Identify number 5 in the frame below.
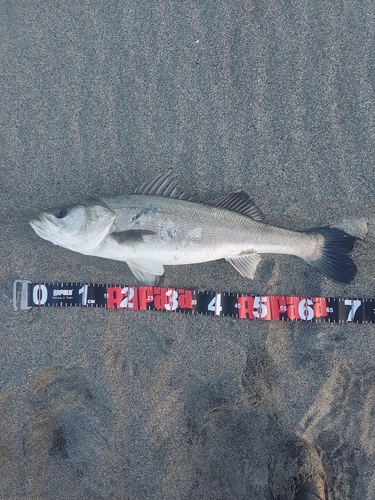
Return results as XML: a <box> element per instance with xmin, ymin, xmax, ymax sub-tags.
<box><xmin>253</xmin><ymin>296</ymin><xmax>267</xmax><ymax>319</ymax></box>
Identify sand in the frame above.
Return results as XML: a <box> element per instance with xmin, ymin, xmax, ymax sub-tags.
<box><xmin>1</xmin><ymin>2</ymin><xmax>375</xmax><ymax>499</ymax></box>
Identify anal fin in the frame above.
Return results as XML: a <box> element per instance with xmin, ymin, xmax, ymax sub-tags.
<box><xmin>226</xmin><ymin>253</ymin><xmax>261</xmax><ymax>279</ymax></box>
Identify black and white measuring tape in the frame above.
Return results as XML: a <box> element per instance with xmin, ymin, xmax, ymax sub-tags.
<box><xmin>12</xmin><ymin>280</ymin><xmax>375</xmax><ymax>323</ymax></box>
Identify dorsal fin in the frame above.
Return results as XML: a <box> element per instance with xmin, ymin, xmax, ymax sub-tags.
<box><xmin>210</xmin><ymin>191</ymin><xmax>264</xmax><ymax>221</ymax></box>
<box><xmin>134</xmin><ymin>169</ymin><xmax>189</xmax><ymax>200</ymax></box>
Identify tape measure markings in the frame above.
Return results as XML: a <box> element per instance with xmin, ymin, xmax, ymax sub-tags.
<box><xmin>12</xmin><ymin>280</ymin><xmax>375</xmax><ymax>324</ymax></box>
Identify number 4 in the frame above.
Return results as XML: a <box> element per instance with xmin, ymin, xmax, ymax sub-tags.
<box><xmin>207</xmin><ymin>294</ymin><xmax>222</xmax><ymax>315</ymax></box>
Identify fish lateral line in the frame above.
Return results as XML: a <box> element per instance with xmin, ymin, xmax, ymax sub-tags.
<box><xmin>29</xmin><ymin>170</ymin><xmax>360</xmax><ymax>285</ymax></box>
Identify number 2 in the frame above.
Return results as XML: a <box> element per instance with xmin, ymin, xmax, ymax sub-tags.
<box><xmin>120</xmin><ymin>287</ymin><xmax>135</xmax><ymax>309</ymax></box>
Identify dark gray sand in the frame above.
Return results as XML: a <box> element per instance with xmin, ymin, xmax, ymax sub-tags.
<box><xmin>1</xmin><ymin>2</ymin><xmax>375</xmax><ymax>499</ymax></box>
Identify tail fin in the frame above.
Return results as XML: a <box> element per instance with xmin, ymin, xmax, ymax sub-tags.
<box><xmin>305</xmin><ymin>227</ymin><xmax>357</xmax><ymax>284</ymax></box>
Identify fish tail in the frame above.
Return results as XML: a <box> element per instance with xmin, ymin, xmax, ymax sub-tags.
<box><xmin>304</xmin><ymin>227</ymin><xmax>357</xmax><ymax>284</ymax></box>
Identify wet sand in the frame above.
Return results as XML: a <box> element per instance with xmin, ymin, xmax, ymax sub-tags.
<box><xmin>1</xmin><ymin>2</ymin><xmax>375</xmax><ymax>498</ymax></box>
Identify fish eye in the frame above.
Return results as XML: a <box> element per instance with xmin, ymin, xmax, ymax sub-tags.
<box><xmin>55</xmin><ymin>208</ymin><xmax>68</xmax><ymax>219</ymax></box>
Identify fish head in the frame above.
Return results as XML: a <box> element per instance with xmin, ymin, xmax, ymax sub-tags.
<box><xmin>29</xmin><ymin>200</ymin><xmax>116</xmax><ymax>253</ymax></box>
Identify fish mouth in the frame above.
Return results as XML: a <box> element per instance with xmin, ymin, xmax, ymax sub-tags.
<box><xmin>29</xmin><ymin>214</ymin><xmax>60</xmax><ymax>241</ymax></box>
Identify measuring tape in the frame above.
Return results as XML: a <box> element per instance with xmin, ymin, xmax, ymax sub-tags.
<box><xmin>12</xmin><ymin>280</ymin><xmax>374</xmax><ymax>323</ymax></box>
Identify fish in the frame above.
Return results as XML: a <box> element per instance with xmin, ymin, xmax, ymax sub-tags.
<box><xmin>29</xmin><ymin>170</ymin><xmax>358</xmax><ymax>285</ymax></box>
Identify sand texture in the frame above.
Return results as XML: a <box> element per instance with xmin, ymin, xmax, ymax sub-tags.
<box><xmin>1</xmin><ymin>2</ymin><xmax>375</xmax><ymax>499</ymax></box>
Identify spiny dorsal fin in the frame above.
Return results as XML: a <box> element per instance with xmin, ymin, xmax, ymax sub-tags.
<box><xmin>210</xmin><ymin>191</ymin><xmax>264</xmax><ymax>221</ymax></box>
<box><xmin>134</xmin><ymin>169</ymin><xmax>189</xmax><ymax>200</ymax></box>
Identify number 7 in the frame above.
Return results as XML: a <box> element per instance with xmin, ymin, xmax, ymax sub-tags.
<box><xmin>344</xmin><ymin>299</ymin><xmax>361</xmax><ymax>322</ymax></box>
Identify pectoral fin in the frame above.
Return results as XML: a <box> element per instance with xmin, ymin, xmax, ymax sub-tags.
<box><xmin>126</xmin><ymin>259</ymin><xmax>165</xmax><ymax>285</ymax></box>
<box><xmin>226</xmin><ymin>253</ymin><xmax>261</xmax><ymax>279</ymax></box>
<box><xmin>111</xmin><ymin>229</ymin><xmax>156</xmax><ymax>244</ymax></box>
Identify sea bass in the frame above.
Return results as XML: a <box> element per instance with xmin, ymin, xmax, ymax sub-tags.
<box><xmin>29</xmin><ymin>170</ymin><xmax>357</xmax><ymax>285</ymax></box>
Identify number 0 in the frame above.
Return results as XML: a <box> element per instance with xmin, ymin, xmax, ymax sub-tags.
<box><xmin>33</xmin><ymin>284</ymin><xmax>48</xmax><ymax>305</ymax></box>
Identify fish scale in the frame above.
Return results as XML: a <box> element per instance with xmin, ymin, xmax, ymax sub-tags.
<box><xmin>29</xmin><ymin>170</ymin><xmax>358</xmax><ymax>285</ymax></box>
<box><xmin>99</xmin><ymin>194</ymin><xmax>315</xmax><ymax>262</ymax></box>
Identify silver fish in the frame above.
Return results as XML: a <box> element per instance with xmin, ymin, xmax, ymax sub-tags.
<box><xmin>30</xmin><ymin>170</ymin><xmax>357</xmax><ymax>285</ymax></box>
